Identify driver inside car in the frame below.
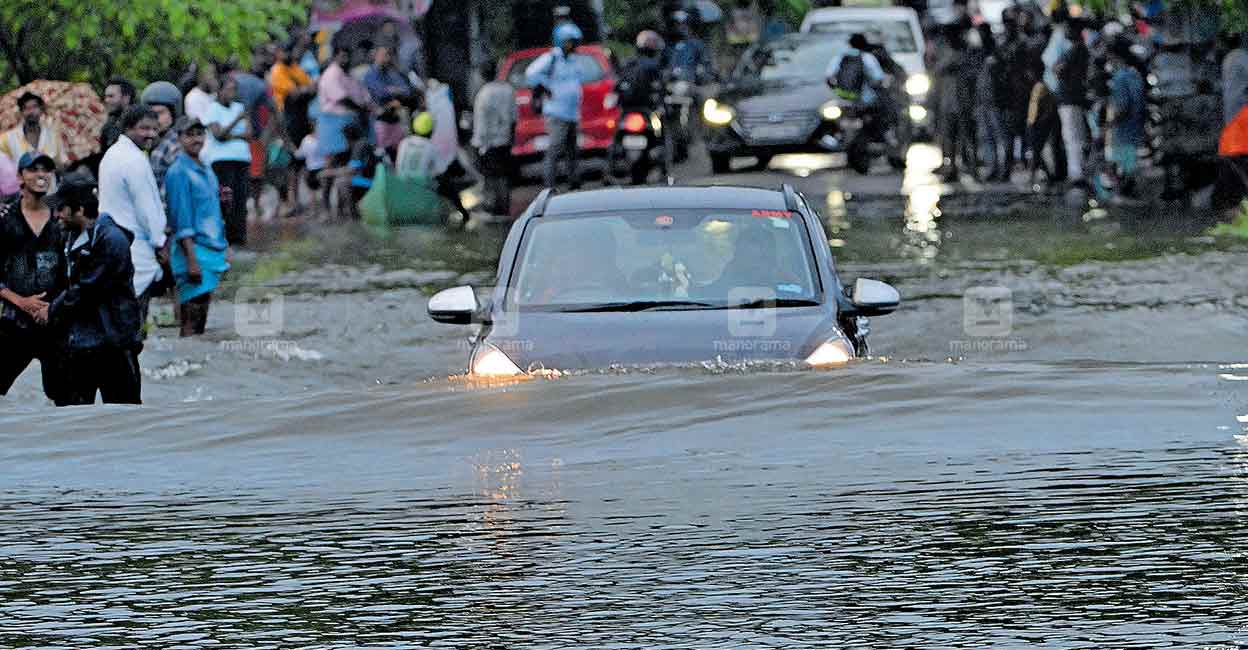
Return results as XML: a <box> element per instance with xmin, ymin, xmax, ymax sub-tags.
<box><xmin>701</xmin><ymin>223</ymin><xmax>805</xmax><ymax>299</ymax></box>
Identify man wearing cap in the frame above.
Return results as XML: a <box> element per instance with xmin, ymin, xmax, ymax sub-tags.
<box><xmin>164</xmin><ymin>116</ymin><xmax>229</xmax><ymax>337</ymax></box>
<box><xmin>0</xmin><ymin>92</ymin><xmax>70</xmax><ymax>167</ymax></box>
<box><xmin>98</xmin><ymin>105</ymin><xmax>168</xmax><ymax>325</ymax></box>
<box><xmin>0</xmin><ymin>151</ymin><xmax>67</xmax><ymax>402</ymax></box>
<box><xmin>38</xmin><ymin>176</ymin><xmax>144</xmax><ymax>405</ymax></box>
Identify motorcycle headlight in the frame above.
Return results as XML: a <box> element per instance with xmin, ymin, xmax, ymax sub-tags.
<box><xmin>471</xmin><ymin>343</ymin><xmax>524</xmax><ymax>377</ymax></box>
<box><xmin>804</xmin><ymin>338</ymin><xmax>854</xmax><ymax>367</ymax></box>
<box><xmin>908</xmin><ymin>104</ymin><xmax>928</xmax><ymax>122</ymax></box>
<box><xmin>650</xmin><ymin>112</ymin><xmax>663</xmax><ymax>134</ymax></box>
<box><xmin>819</xmin><ymin>101</ymin><xmax>843</xmax><ymax>121</ymax></box>
<box><xmin>702</xmin><ymin>98</ymin><xmax>735</xmax><ymax>126</ymax></box>
<box><xmin>905</xmin><ymin>73</ymin><xmax>931</xmax><ymax>97</ymax></box>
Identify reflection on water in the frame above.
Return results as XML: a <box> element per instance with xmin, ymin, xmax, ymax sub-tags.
<box><xmin>1</xmin><ymin>363</ymin><xmax>1245</xmax><ymax>646</ymax></box>
<box><xmin>903</xmin><ymin>184</ymin><xmax>943</xmax><ymax>263</ymax></box>
<box><xmin>824</xmin><ymin>190</ymin><xmax>850</xmax><ymax>249</ymax></box>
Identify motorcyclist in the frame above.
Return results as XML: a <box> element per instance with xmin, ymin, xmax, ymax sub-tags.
<box><xmin>826</xmin><ymin>33</ymin><xmax>887</xmax><ymax>104</ymax></box>
<box><xmin>618</xmin><ymin>30</ymin><xmax>666</xmax><ymax>113</ymax></box>
<box><xmin>661</xmin><ymin>10</ymin><xmax>711</xmax><ymax>84</ymax></box>
<box><xmin>826</xmin><ymin>34</ymin><xmax>889</xmax><ymax>142</ymax></box>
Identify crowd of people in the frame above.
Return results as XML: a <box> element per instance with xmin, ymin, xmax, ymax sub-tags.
<box><xmin>926</xmin><ymin>3</ymin><xmax>1247</xmax><ymax>205</ymax></box>
<box><xmin>0</xmin><ymin>19</ymin><xmax>528</xmax><ymax>406</ymax></box>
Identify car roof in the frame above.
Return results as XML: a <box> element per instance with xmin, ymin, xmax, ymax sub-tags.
<box><xmin>541</xmin><ymin>186</ymin><xmax>790</xmax><ymax>216</ymax></box>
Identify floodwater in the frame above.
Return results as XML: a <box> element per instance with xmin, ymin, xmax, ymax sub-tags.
<box><xmin>3</xmin><ymin>161</ymin><xmax>1248</xmax><ymax>646</ymax></box>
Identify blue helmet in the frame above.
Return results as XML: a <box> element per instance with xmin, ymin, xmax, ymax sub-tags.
<box><xmin>553</xmin><ymin>22</ymin><xmax>583</xmax><ymax>48</ymax></box>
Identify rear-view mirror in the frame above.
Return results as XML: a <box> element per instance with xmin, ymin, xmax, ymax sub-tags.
<box><xmin>428</xmin><ymin>286</ymin><xmax>479</xmax><ymax>325</ymax></box>
<box><xmin>851</xmin><ymin>278</ymin><xmax>900</xmax><ymax>316</ymax></box>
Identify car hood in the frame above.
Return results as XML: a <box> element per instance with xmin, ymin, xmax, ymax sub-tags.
<box><xmin>483</xmin><ymin>306</ymin><xmax>845</xmax><ymax>370</ymax></box>
<box><xmin>715</xmin><ymin>77</ymin><xmax>834</xmax><ymax>114</ymax></box>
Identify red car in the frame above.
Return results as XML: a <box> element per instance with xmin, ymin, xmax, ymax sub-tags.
<box><xmin>498</xmin><ymin>44</ymin><xmax>620</xmax><ymax>161</ymax></box>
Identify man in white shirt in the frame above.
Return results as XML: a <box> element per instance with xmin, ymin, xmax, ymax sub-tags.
<box><xmin>184</xmin><ymin>66</ymin><xmax>219</xmax><ymax>122</ymax></box>
<box><xmin>98</xmin><ymin>105</ymin><xmax>168</xmax><ymax>327</ymax></box>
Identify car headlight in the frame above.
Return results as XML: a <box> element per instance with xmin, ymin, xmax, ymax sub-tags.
<box><xmin>904</xmin><ymin>73</ymin><xmax>931</xmax><ymax>97</ymax></box>
<box><xmin>650</xmin><ymin>112</ymin><xmax>663</xmax><ymax>134</ymax></box>
<box><xmin>471</xmin><ymin>343</ymin><xmax>524</xmax><ymax>377</ymax></box>
<box><xmin>804</xmin><ymin>338</ymin><xmax>854</xmax><ymax>367</ymax></box>
<box><xmin>819</xmin><ymin>101</ymin><xmax>843</xmax><ymax>121</ymax></box>
<box><xmin>702</xmin><ymin>98</ymin><xmax>735</xmax><ymax>126</ymax></box>
<box><xmin>908</xmin><ymin>104</ymin><xmax>928</xmax><ymax>122</ymax></box>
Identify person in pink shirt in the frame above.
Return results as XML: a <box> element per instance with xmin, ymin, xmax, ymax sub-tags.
<box><xmin>316</xmin><ymin>46</ymin><xmax>373</xmax><ymax>163</ymax></box>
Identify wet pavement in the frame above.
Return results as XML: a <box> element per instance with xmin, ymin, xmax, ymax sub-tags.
<box><xmin>3</xmin><ymin>143</ymin><xmax>1247</xmax><ymax>647</ymax></box>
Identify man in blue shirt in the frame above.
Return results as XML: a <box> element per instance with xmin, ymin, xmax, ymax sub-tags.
<box><xmin>164</xmin><ymin>117</ymin><xmax>230</xmax><ymax>337</ymax></box>
<box><xmin>363</xmin><ymin>44</ymin><xmax>418</xmax><ymax>156</ymax></box>
<box><xmin>527</xmin><ymin>22</ymin><xmax>589</xmax><ymax>190</ymax></box>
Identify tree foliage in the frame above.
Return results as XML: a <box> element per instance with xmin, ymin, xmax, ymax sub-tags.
<box><xmin>0</xmin><ymin>0</ymin><xmax>308</xmax><ymax>89</ymax></box>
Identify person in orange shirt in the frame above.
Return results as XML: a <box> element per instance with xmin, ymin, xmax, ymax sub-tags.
<box><xmin>270</xmin><ymin>40</ymin><xmax>315</xmax><ymax>218</ymax></box>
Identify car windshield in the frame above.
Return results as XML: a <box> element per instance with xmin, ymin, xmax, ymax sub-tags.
<box><xmin>734</xmin><ymin>38</ymin><xmax>848</xmax><ymax>81</ymax></box>
<box><xmin>506</xmin><ymin>52</ymin><xmax>606</xmax><ymax>88</ymax></box>
<box><xmin>807</xmin><ymin>20</ymin><xmax>919</xmax><ymax>53</ymax></box>
<box><xmin>509</xmin><ymin>210</ymin><xmax>822</xmax><ymax>311</ymax></box>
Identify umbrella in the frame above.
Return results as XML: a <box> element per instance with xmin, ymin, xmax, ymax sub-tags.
<box><xmin>0</xmin><ymin>81</ymin><xmax>106</xmax><ymax>162</ymax></box>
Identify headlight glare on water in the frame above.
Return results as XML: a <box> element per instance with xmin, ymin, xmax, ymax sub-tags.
<box><xmin>819</xmin><ymin>101</ymin><xmax>843</xmax><ymax>121</ymax></box>
<box><xmin>471</xmin><ymin>344</ymin><xmax>524</xmax><ymax>377</ymax></box>
<box><xmin>905</xmin><ymin>73</ymin><xmax>931</xmax><ymax>97</ymax></box>
<box><xmin>702</xmin><ymin>98</ymin><xmax>735</xmax><ymax>126</ymax></box>
<box><xmin>804</xmin><ymin>339</ymin><xmax>854</xmax><ymax>367</ymax></box>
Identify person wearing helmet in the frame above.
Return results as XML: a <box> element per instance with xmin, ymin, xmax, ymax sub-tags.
<box><xmin>526</xmin><ymin>21</ymin><xmax>592</xmax><ymax>190</ymax></box>
<box><xmin>618</xmin><ymin>30</ymin><xmax>666</xmax><ymax>113</ymax></box>
<box><xmin>141</xmin><ymin>81</ymin><xmax>184</xmax><ymax>194</ymax></box>
<box><xmin>396</xmin><ymin>112</ymin><xmax>437</xmax><ymax>180</ymax></box>
<box><xmin>661</xmin><ymin>10</ymin><xmax>710</xmax><ymax>84</ymax></box>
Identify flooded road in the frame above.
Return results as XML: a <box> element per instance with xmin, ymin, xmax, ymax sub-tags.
<box><xmin>3</xmin><ymin>148</ymin><xmax>1248</xmax><ymax>646</ymax></box>
<box><xmin>3</xmin><ymin>364</ymin><xmax>1247</xmax><ymax>646</ymax></box>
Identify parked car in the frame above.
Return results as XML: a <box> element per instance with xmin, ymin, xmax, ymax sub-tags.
<box><xmin>498</xmin><ymin>44</ymin><xmax>621</xmax><ymax>163</ymax></box>
<box><xmin>427</xmin><ymin>184</ymin><xmax>901</xmax><ymax>376</ymax></box>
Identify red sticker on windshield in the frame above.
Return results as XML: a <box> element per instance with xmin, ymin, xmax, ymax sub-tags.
<box><xmin>655</xmin><ymin>215</ymin><xmax>674</xmax><ymax>226</ymax></box>
<box><xmin>752</xmin><ymin>209</ymin><xmax>791</xmax><ymax>218</ymax></box>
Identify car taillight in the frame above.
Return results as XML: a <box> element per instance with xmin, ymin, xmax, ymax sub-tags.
<box><xmin>621</xmin><ymin>112</ymin><xmax>647</xmax><ymax>133</ymax></box>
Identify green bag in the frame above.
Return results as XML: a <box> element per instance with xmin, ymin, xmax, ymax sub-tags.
<box><xmin>359</xmin><ymin>164</ymin><xmax>448</xmax><ymax>235</ymax></box>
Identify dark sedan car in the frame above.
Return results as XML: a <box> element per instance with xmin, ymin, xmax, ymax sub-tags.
<box><xmin>428</xmin><ymin>185</ymin><xmax>900</xmax><ymax>376</ymax></box>
<box><xmin>702</xmin><ymin>33</ymin><xmax>916</xmax><ymax>174</ymax></box>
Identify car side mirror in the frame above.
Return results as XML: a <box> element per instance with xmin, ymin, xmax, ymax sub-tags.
<box><xmin>850</xmin><ymin>278</ymin><xmax>900</xmax><ymax>316</ymax></box>
<box><xmin>428</xmin><ymin>286</ymin><xmax>479</xmax><ymax>325</ymax></box>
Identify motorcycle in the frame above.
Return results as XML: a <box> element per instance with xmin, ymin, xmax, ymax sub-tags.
<box><xmin>664</xmin><ymin>67</ymin><xmax>703</xmax><ymax>164</ymax></box>
<box><xmin>822</xmin><ymin>97</ymin><xmax>910</xmax><ymax>175</ymax></box>
<box><xmin>609</xmin><ymin>109</ymin><xmax>668</xmax><ymax>185</ymax></box>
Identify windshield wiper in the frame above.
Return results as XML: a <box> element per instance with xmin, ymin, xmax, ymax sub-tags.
<box><xmin>723</xmin><ymin>298</ymin><xmax>821</xmax><ymax>309</ymax></box>
<box><xmin>562</xmin><ymin>300</ymin><xmax>716</xmax><ymax>313</ymax></box>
